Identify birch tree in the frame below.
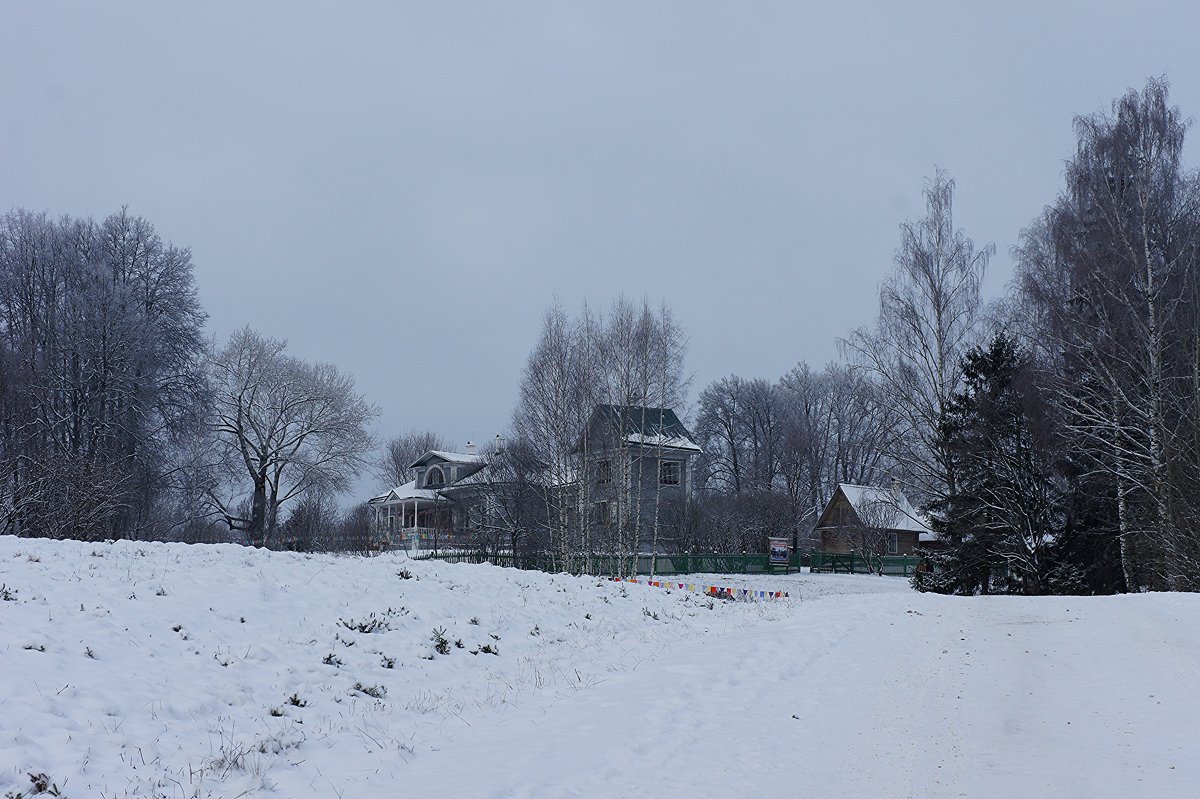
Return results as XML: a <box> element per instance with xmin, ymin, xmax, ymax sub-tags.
<box><xmin>1013</xmin><ymin>77</ymin><xmax>1200</xmax><ymax>590</ymax></box>
<box><xmin>844</xmin><ymin>168</ymin><xmax>993</xmax><ymax>515</ymax></box>
<box><xmin>512</xmin><ymin>297</ymin><xmax>689</xmax><ymax>574</ymax></box>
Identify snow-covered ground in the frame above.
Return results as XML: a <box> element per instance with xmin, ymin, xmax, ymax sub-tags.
<box><xmin>2</xmin><ymin>537</ymin><xmax>1197</xmax><ymax>798</ymax></box>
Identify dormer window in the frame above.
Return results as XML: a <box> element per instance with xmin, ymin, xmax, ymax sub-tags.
<box><xmin>425</xmin><ymin>466</ymin><xmax>445</xmax><ymax>488</ymax></box>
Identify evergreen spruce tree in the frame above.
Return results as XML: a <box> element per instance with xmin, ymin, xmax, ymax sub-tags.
<box><xmin>914</xmin><ymin>334</ymin><xmax>1064</xmax><ymax>594</ymax></box>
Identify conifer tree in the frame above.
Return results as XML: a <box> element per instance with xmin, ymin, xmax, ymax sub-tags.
<box><xmin>916</xmin><ymin>334</ymin><xmax>1063</xmax><ymax>594</ymax></box>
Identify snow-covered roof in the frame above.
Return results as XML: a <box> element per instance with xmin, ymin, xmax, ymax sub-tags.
<box><xmin>368</xmin><ymin>480</ymin><xmax>446</xmax><ymax>505</ymax></box>
<box><xmin>827</xmin><ymin>483</ymin><xmax>934</xmax><ymax>537</ymax></box>
<box><xmin>625</xmin><ymin>432</ymin><xmax>703</xmax><ymax>453</ymax></box>
<box><xmin>409</xmin><ymin>450</ymin><xmax>486</xmax><ymax>468</ymax></box>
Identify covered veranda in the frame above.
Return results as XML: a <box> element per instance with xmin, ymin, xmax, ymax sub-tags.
<box><xmin>367</xmin><ymin>481</ymin><xmax>454</xmax><ymax>549</ymax></box>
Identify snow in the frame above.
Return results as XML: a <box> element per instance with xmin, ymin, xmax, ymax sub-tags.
<box><xmin>624</xmin><ymin>432</ymin><xmax>703</xmax><ymax>452</ymax></box>
<box><xmin>2</xmin><ymin>537</ymin><xmax>1198</xmax><ymax>798</ymax></box>
<box><xmin>369</xmin><ymin>479</ymin><xmax>443</xmax><ymax>504</ymax></box>
<box><xmin>413</xmin><ymin>450</ymin><xmax>485</xmax><ymax>466</ymax></box>
<box><xmin>838</xmin><ymin>482</ymin><xmax>933</xmax><ymax>535</ymax></box>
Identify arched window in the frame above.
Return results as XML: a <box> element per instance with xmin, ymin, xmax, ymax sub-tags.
<box><xmin>425</xmin><ymin>466</ymin><xmax>445</xmax><ymax>488</ymax></box>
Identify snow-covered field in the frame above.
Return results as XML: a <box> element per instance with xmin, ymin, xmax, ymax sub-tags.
<box><xmin>2</xmin><ymin>537</ymin><xmax>1197</xmax><ymax>798</ymax></box>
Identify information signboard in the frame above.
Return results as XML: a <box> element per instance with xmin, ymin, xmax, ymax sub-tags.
<box><xmin>768</xmin><ymin>537</ymin><xmax>790</xmax><ymax>566</ymax></box>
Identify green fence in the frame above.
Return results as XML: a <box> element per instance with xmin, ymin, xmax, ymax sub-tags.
<box><xmin>414</xmin><ymin>549</ymin><xmax>921</xmax><ymax>577</ymax></box>
<box><xmin>809</xmin><ymin>552</ymin><xmax>921</xmax><ymax>576</ymax></box>
<box><xmin>412</xmin><ymin>550</ymin><xmax>805</xmax><ymax>576</ymax></box>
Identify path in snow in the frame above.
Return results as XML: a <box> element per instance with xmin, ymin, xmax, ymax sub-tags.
<box><xmin>399</xmin><ymin>589</ymin><xmax>1200</xmax><ymax>798</ymax></box>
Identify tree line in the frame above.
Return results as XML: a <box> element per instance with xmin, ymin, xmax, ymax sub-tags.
<box><xmin>5</xmin><ymin>77</ymin><xmax>1200</xmax><ymax>595</ymax></box>
<box><xmin>0</xmin><ymin>211</ymin><xmax>378</xmax><ymax>550</ymax></box>
<box><xmin>687</xmin><ymin>77</ymin><xmax>1200</xmax><ymax>594</ymax></box>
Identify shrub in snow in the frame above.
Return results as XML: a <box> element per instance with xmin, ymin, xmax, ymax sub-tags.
<box><xmin>7</xmin><ymin>771</ymin><xmax>64</xmax><ymax>797</ymax></box>
<box><xmin>431</xmin><ymin>627</ymin><xmax>451</xmax><ymax>655</ymax></box>
<box><xmin>0</xmin><ymin>584</ymin><xmax>16</xmax><ymax>601</ymax></box>
<box><xmin>353</xmin><ymin>682</ymin><xmax>387</xmax><ymax>699</ymax></box>
<box><xmin>339</xmin><ymin>607</ymin><xmax>407</xmax><ymax>634</ymax></box>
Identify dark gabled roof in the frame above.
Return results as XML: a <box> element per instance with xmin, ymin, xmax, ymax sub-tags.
<box><xmin>594</xmin><ymin>404</ymin><xmax>695</xmax><ymax>439</ymax></box>
<box><xmin>575</xmin><ymin>404</ymin><xmax>701</xmax><ymax>454</ymax></box>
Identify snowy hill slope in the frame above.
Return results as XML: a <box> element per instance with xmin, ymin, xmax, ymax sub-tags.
<box><xmin>0</xmin><ymin>537</ymin><xmax>798</xmax><ymax>798</ymax></box>
<box><xmin>3</xmin><ymin>537</ymin><xmax>1198</xmax><ymax>798</ymax></box>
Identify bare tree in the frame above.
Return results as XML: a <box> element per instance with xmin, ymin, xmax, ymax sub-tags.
<box><xmin>848</xmin><ymin>492</ymin><xmax>904</xmax><ymax>575</ymax></box>
<box><xmin>844</xmin><ymin>168</ymin><xmax>994</xmax><ymax>514</ymax></box>
<box><xmin>695</xmin><ymin>376</ymin><xmax>782</xmax><ymax>496</ymax></box>
<box><xmin>695</xmin><ymin>376</ymin><xmax>747</xmax><ymax>494</ymax></box>
<box><xmin>512</xmin><ymin>296</ymin><xmax>690</xmax><ymax>575</ymax></box>
<box><xmin>512</xmin><ymin>301</ymin><xmax>595</xmax><ymax>569</ymax></box>
<box><xmin>208</xmin><ymin>327</ymin><xmax>378</xmax><ymax>547</ymax></box>
<box><xmin>463</xmin><ymin>435</ymin><xmax>547</xmax><ymax>564</ymax></box>
<box><xmin>693</xmin><ymin>362</ymin><xmax>898</xmax><ymax>555</ymax></box>
<box><xmin>375</xmin><ymin>430</ymin><xmax>449</xmax><ymax>488</ymax></box>
<box><xmin>589</xmin><ymin>297</ymin><xmax>691</xmax><ymax>575</ymax></box>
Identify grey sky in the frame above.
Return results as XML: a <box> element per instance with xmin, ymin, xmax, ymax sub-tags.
<box><xmin>3</xmin><ymin>2</ymin><xmax>1197</xmax><ymax>495</ymax></box>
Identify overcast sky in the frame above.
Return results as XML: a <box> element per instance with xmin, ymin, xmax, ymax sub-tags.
<box><xmin>3</xmin><ymin>2</ymin><xmax>1198</xmax><ymax>494</ymax></box>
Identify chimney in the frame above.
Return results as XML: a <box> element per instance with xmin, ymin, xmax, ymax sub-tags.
<box><xmin>494</xmin><ymin>433</ymin><xmax>506</xmax><ymax>453</ymax></box>
<box><xmin>465</xmin><ymin>441</ymin><xmax>477</xmax><ymax>456</ymax></box>
<box><xmin>890</xmin><ymin>475</ymin><xmax>902</xmax><ymax>498</ymax></box>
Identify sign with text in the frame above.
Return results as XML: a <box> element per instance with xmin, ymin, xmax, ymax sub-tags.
<box><xmin>768</xmin><ymin>537</ymin><xmax>790</xmax><ymax>565</ymax></box>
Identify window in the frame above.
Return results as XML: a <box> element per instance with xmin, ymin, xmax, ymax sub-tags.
<box><xmin>596</xmin><ymin>459</ymin><xmax>612</xmax><ymax>484</ymax></box>
<box><xmin>594</xmin><ymin>501</ymin><xmax>611</xmax><ymax>525</ymax></box>
<box><xmin>424</xmin><ymin>466</ymin><xmax>445</xmax><ymax>488</ymax></box>
<box><xmin>887</xmin><ymin>533</ymin><xmax>899</xmax><ymax>554</ymax></box>
<box><xmin>659</xmin><ymin>460</ymin><xmax>681</xmax><ymax>486</ymax></box>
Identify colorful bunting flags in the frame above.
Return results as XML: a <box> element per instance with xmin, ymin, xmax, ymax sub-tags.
<box><xmin>606</xmin><ymin>576</ymin><xmax>788</xmax><ymax>600</ymax></box>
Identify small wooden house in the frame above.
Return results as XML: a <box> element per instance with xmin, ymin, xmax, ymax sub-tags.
<box><xmin>813</xmin><ymin>483</ymin><xmax>935</xmax><ymax>556</ymax></box>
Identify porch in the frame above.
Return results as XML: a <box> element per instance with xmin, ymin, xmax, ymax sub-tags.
<box><xmin>373</xmin><ymin>496</ymin><xmax>462</xmax><ymax>549</ymax></box>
